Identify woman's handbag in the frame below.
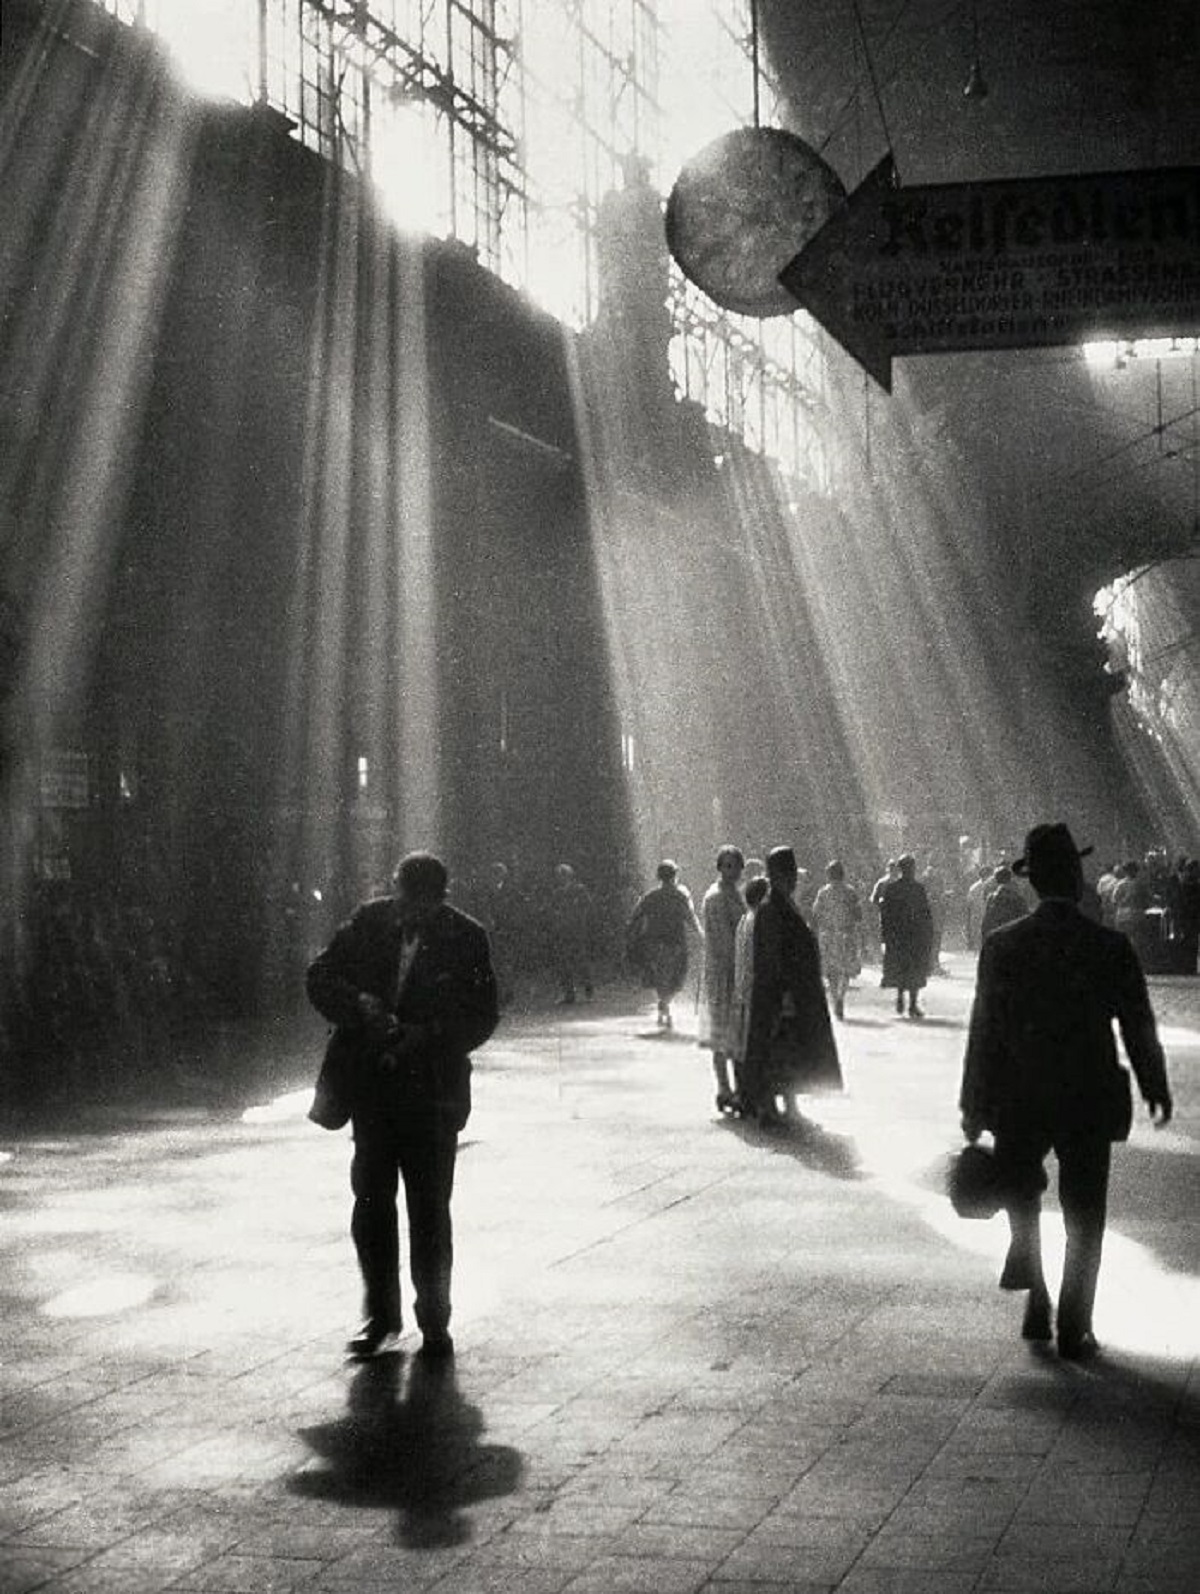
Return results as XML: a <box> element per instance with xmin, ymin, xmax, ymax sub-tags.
<box><xmin>948</xmin><ymin>1142</ymin><xmax>1006</xmax><ymax>1219</ymax></box>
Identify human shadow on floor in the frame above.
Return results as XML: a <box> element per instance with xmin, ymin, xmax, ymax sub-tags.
<box><xmin>290</xmin><ymin>1355</ymin><xmax>525</xmax><ymax>1549</ymax></box>
<box><xmin>723</xmin><ymin>1111</ymin><xmax>865</xmax><ymax>1181</ymax></box>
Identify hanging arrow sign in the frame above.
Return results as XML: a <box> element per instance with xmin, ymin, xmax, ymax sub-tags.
<box><xmin>779</xmin><ymin>156</ymin><xmax>1200</xmax><ymax>391</ymax></box>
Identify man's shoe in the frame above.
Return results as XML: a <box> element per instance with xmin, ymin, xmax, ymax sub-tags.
<box><xmin>346</xmin><ymin>1320</ymin><xmax>400</xmax><ymax>1359</ymax></box>
<box><xmin>418</xmin><ymin>1330</ymin><xmax>455</xmax><ymax>1361</ymax></box>
<box><xmin>1021</xmin><ymin>1291</ymin><xmax>1053</xmax><ymax>1342</ymax></box>
<box><xmin>1058</xmin><ymin>1330</ymin><xmax>1099</xmax><ymax>1362</ymax></box>
<box><xmin>999</xmin><ymin>1245</ymin><xmax>1035</xmax><ymax>1291</ymax></box>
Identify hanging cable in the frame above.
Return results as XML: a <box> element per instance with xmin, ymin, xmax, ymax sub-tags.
<box><xmin>850</xmin><ymin>0</ymin><xmax>897</xmax><ymax>169</ymax></box>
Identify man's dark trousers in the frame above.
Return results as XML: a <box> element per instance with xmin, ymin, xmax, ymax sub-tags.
<box><xmin>350</xmin><ymin>1113</ymin><xmax>457</xmax><ymax>1336</ymax></box>
<box><xmin>998</xmin><ymin>1127</ymin><xmax>1111</xmax><ymax>1342</ymax></box>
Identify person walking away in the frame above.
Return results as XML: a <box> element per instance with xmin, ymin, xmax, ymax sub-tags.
<box><xmin>878</xmin><ymin>854</ymin><xmax>934</xmax><ymax>1018</ymax></box>
<box><xmin>626</xmin><ymin>860</ymin><xmax>703</xmax><ymax>1029</ymax></box>
<box><xmin>812</xmin><ymin>859</ymin><xmax>862</xmax><ymax>1020</ymax></box>
<box><xmin>730</xmin><ymin>875</ymin><xmax>769</xmax><ymax>1114</ymax></box>
<box><xmin>306</xmin><ymin>852</ymin><xmax>500</xmax><ymax>1361</ymax></box>
<box><xmin>744</xmin><ymin>847</ymin><xmax>842</xmax><ymax>1126</ymax></box>
<box><xmin>959</xmin><ymin>823</ymin><xmax>1172</xmax><ymax>1359</ymax></box>
<box><xmin>699</xmin><ymin>845</ymin><xmax>746</xmax><ymax>1112</ymax></box>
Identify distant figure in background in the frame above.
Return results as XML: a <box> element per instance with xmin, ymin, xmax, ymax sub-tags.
<box><xmin>878</xmin><ymin>854</ymin><xmax>934</xmax><ymax>1019</ymax></box>
<box><xmin>868</xmin><ymin>857</ymin><xmax>899</xmax><ymax>963</ymax></box>
<box><xmin>1096</xmin><ymin>860</ymin><xmax>1123</xmax><ymax>927</ymax></box>
<box><xmin>1111</xmin><ymin>859</ymin><xmax>1148</xmax><ymax>941</ymax></box>
<box><xmin>306</xmin><ymin>851</ymin><xmax>500</xmax><ymax>1362</ymax></box>
<box><xmin>480</xmin><ymin>861</ymin><xmax>517</xmax><ymax>1007</ymax></box>
<box><xmin>744</xmin><ymin>846</ymin><xmax>841</xmax><ymax>1126</ymax></box>
<box><xmin>699</xmin><ymin>846</ymin><xmax>746</xmax><ymax>1113</ymax></box>
<box><xmin>960</xmin><ymin>824</ymin><xmax>1172</xmax><ymax>1360</ymax></box>
<box><xmin>980</xmin><ymin>865</ymin><xmax>1029</xmax><ymax>942</ymax></box>
<box><xmin>1176</xmin><ymin>858</ymin><xmax>1200</xmax><ymax>974</ymax></box>
<box><xmin>549</xmin><ymin>863</ymin><xmax>594</xmax><ymax>1004</ymax></box>
<box><xmin>922</xmin><ymin>859</ymin><xmax>948</xmax><ymax>974</ymax></box>
<box><xmin>627</xmin><ymin>860</ymin><xmax>703</xmax><ymax>1029</ymax></box>
<box><xmin>730</xmin><ymin>875</ymin><xmax>770</xmax><ymax>1111</ymax></box>
<box><xmin>812</xmin><ymin>859</ymin><xmax>862</xmax><ymax>1020</ymax></box>
<box><xmin>965</xmin><ymin>863</ymin><xmax>993</xmax><ymax>951</ymax></box>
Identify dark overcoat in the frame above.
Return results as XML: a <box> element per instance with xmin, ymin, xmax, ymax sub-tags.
<box><xmin>879</xmin><ymin>876</ymin><xmax>934</xmax><ymax>990</ymax></box>
<box><xmin>745</xmin><ymin>889</ymin><xmax>842</xmax><ymax>1093</ymax></box>
<box><xmin>306</xmin><ymin>897</ymin><xmax>499</xmax><ymax>1132</ymax></box>
<box><xmin>960</xmin><ymin>899</ymin><xmax>1169</xmax><ymax>1141</ymax></box>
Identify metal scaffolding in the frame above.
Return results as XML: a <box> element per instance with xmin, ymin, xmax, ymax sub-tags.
<box><xmin>85</xmin><ymin>0</ymin><xmax>827</xmax><ymax>488</ymax></box>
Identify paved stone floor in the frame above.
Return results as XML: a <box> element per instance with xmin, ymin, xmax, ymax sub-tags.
<box><xmin>2</xmin><ymin>955</ymin><xmax>1199</xmax><ymax>1594</ymax></box>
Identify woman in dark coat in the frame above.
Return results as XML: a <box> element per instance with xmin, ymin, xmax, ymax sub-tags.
<box><xmin>744</xmin><ymin>847</ymin><xmax>842</xmax><ymax>1125</ymax></box>
<box><xmin>878</xmin><ymin>853</ymin><xmax>934</xmax><ymax>1019</ymax></box>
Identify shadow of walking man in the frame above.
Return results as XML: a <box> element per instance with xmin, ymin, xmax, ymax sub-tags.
<box><xmin>291</xmin><ymin>1356</ymin><xmax>525</xmax><ymax>1549</ymax></box>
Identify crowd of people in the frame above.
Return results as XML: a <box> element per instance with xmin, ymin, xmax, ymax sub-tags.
<box><xmin>306</xmin><ymin>826</ymin><xmax>1176</xmax><ymax>1368</ymax></box>
<box><xmin>6</xmin><ymin>832</ymin><xmax>1198</xmax><ymax>1118</ymax></box>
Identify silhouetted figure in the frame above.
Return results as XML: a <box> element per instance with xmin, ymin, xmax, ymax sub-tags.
<box><xmin>548</xmin><ymin>863</ymin><xmax>595</xmax><ymax>1004</ymax></box>
<box><xmin>1176</xmin><ymin>858</ymin><xmax>1200</xmax><ymax>974</ymax></box>
<box><xmin>878</xmin><ymin>854</ymin><xmax>934</xmax><ymax>1019</ymax></box>
<box><xmin>626</xmin><ymin>859</ymin><xmax>703</xmax><ymax>1029</ymax></box>
<box><xmin>960</xmin><ymin>823</ymin><xmax>1172</xmax><ymax>1360</ymax></box>
<box><xmin>744</xmin><ymin>846</ymin><xmax>842</xmax><ymax>1126</ymax></box>
<box><xmin>307</xmin><ymin>852</ymin><xmax>499</xmax><ymax>1361</ymax></box>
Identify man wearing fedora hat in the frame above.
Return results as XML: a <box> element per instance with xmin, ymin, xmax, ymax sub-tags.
<box><xmin>959</xmin><ymin>822</ymin><xmax>1173</xmax><ymax>1360</ymax></box>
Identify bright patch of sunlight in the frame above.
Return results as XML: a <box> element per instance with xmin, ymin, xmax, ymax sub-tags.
<box><xmin>1084</xmin><ymin>336</ymin><xmax>1200</xmax><ymax>368</ymax></box>
<box><xmin>156</xmin><ymin>0</ymin><xmax>252</xmax><ymax>102</ymax></box>
<box><xmin>241</xmin><ymin>1088</ymin><xmax>312</xmax><ymax>1125</ymax></box>
<box><xmin>810</xmin><ymin>1092</ymin><xmax>1200</xmax><ymax>1363</ymax></box>
<box><xmin>43</xmin><ymin>1273</ymin><xmax>159</xmax><ymax>1318</ymax></box>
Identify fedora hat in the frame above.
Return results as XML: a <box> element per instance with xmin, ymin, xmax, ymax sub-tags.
<box><xmin>1011</xmin><ymin>823</ymin><xmax>1093</xmax><ymax>878</ymax></box>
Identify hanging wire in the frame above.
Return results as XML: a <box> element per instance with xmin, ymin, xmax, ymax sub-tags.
<box><xmin>850</xmin><ymin>0</ymin><xmax>897</xmax><ymax>168</ymax></box>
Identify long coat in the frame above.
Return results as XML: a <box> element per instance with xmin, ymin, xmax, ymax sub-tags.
<box><xmin>745</xmin><ymin>889</ymin><xmax>842</xmax><ymax>1093</ymax></box>
<box><xmin>306</xmin><ymin>897</ymin><xmax>499</xmax><ymax>1132</ymax></box>
<box><xmin>960</xmin><ymin>899</ymin><xmax>1169</xmax><ymax>1141</ymax></box>
<box><xmin>878</xmin><ymin>875</ymin><xmax>934</xmax><ymax>990</ymax></box>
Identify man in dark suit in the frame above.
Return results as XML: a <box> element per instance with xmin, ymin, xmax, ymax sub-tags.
<box><xmin>307</xmin><ymin>852</ymin><xmax>499</xmax><ymax>1361</ymax></box>
<box><xmin>960</xmin><ymin>823</ymin><xmax>1172</xmax><ymax>1360</ymax></box>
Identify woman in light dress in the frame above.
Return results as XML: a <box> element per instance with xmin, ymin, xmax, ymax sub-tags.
<box><xmin>698</xmin><ymin>846</ymin><xmax>746</xmax><ymax>1113</ymax></box>
<box><xmin>812</xmin><ymin>859</ymin><xmax>862</xmax><ymax>1021</ymax></box>
<box><xmin>730</xmin><ymin>873</ymin><xmax>770</xmax><ymax>1114</ymax></box>
<box><xmin>627</xmin><ymin>860</ymin><xmax>704</xmax><ymax>1029</ymax></box>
